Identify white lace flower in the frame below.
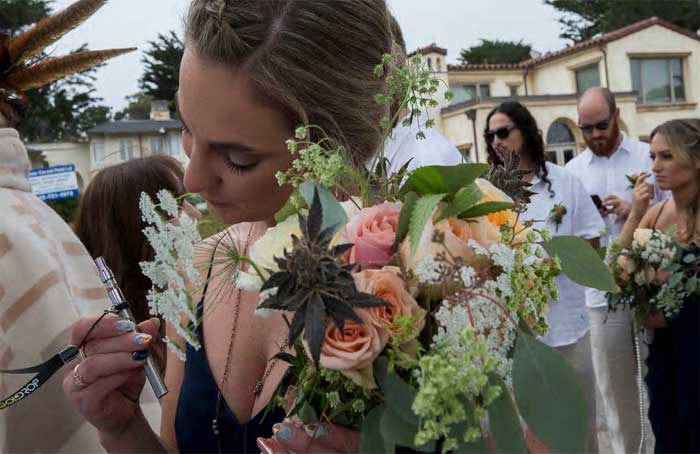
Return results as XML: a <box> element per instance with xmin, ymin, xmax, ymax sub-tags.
<box><xmin>468</xmin><ymin>239</ymin><xmax>489</xmax><ymax>256</ymax></box>
<box><xmin>415</xmin><ymin>256</ymin><xmax>441</xmax><ymax>283</ymax></box>
<box><xmin>459</xmin><ymin>266</ymin><xmax>476</xmax><ymax>288</ymax></box>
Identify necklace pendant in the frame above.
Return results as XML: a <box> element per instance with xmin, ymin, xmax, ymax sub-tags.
<box><xmin>253</xmin><ymin>380</ymin><xmax>264</xmax><ymax>396</ymax></box>
<box><xmin>211</xmin><ymin>418</ymin><xmax>220</xmax><ymax>435</ymax></box>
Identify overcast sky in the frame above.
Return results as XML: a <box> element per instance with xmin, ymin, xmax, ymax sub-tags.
<box><xmin>51</xmin><ymin>0</ymin><xmax>569</xmax><ymax>110</ymax></box>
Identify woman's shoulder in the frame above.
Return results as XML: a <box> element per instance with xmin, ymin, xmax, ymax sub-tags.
<box><xmin>640</xmin><ymin>199</ymin><xmax>674</xmax><ymax>229</ymax></box>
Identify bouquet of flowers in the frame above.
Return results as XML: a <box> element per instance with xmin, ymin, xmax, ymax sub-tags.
<box><xmin>140</xmin><ymin>54</ymin><xmax>616</xmax><ymax>453</ymax></box>
<box><xmin>607</xmin><ymin>228</ymin><xmax>699</xmax><ymax>325</ymax></box>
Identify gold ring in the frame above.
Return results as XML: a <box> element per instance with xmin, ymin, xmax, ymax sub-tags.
<box><xmin>72</xmin><ymin>363</ymin><xmax>90</xmax><ymax>389</ymax></box>
<box><xmin>79</xmin><ymin>346</ymin><xmax>87</xmax><ymax>360</ymax></box>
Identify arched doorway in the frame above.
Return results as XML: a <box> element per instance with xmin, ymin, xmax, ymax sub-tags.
<box><xmin>545</xmin><ymin>121</ymin><xmax>578</xmax><ymax>166</ymax></box>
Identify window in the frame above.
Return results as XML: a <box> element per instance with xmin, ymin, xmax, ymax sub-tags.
<box><xmin>91</xmin><ymin>142</ymin><xmax>105</xmax><ymax>164</ymax></box>
<box><xmin>118</xmin><ymin>139</ymin><xmax>134</xmax><ymax>161</ymax></box>
<box><xmin>169</xmin><ymin>134</ymin><xmax>182</xmax><ymax>157</ymax></box>
<box><xmin>150</xmin><ymin>137</ymin><xmax>166</xmax><ymax>155</ymax></box>
<box><xmin>631</xmin><ymin>58</ymin><xmax>685</xmax><ymax>104</ymax></box>
<box><xmin>575</xmin><ymin>64</ymin><xmax>600</xmax><ymax>93</ymax></box>
<box><xmin>545</xmin><ymin>121</ymin><xmax>577</xmax><ymax>166</ymax></box>
<box><xmin>509</xmin><ymin>85</ymin><xmax>520</xmax><ymax>97</ymax></box>
<box><xmin>449</xmin><ymin>84</ymin><xmax>490</xmax><ymax>105</ymax></box>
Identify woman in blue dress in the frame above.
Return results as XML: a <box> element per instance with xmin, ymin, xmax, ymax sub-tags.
<box><xmin>618</xmin><ymin>118</ymin><xmax>700</xmax><ymax>453</ymax></box>
<box><xmin>62</xmin><ymin>1</ymin><xmax>398</xmax><ymax>452</ymax></box>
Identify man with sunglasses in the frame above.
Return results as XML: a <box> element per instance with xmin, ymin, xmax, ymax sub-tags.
<box><xmin>565</xmin><ymin>87</ymin><xmax>668</xmax><ymax>454</ymax></box>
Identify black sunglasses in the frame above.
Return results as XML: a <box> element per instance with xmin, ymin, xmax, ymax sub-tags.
<box><xmin>578</xmin><ymin>115</ymin><xmax>613</xmax><ymax>135</ymax></box>
<box><xmin>484</xmin><ymin>124</ymin><xmax>517</xmax><ymax>142</ymax></box>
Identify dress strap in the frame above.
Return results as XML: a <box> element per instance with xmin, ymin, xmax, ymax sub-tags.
<box><xmin>651</xmin><ymin>200</ymin><xmax>669</xmax><ymax>230</ymax></box>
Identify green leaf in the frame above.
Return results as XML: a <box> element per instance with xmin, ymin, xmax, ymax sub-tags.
<box><xmin>488</xmin><ymin>376</ymin><xmax>527</xmax><ymax>454</ymax></box>
<box><xmin>374</xmin><ymin>357</ymin><xmax>419</xmax><ymax>426</ymax></box>
<box><xmin>299</xmin><ymin>182</ymin><xmax>347</xmax><ymax>234</ymax></box>
<box><xmin>668</xmin><ymin>272</ymin><xmax>684</xmax><ymax>288</ymax></box>
<box><xmin>446</xmin><ymin>396</ymin><xmax>489</xmax><ymax>453</ymax></box>
<box><xmin>380</xmin><ymin>405</ymin><xmax>436</xmax><ymax>453</ymax></box>
<box><xmin>360</xmin><ymin>405</ymin><xmax>389</xmax><ymax>454</ymax></box>
<box><xmin>542</xmin><ymin>236</ymin><xmax>617</xmax><ymax>292</ymax></box>
<box><xmin>274</xmin><ymin>191</ymin><xmax>300</xmax><ymax>223</ymax></box>
<box><xmin>298</xmin><ymin>401</ymin><xmax>319</xmax><ymax>425</ymax></box>
<box><xmin>408</xmin><ymin>193</ymin><xmax>446</xmax><ymax>257</ymax></box>
<box><xmin>683</xmin><ymin>253</ymin><xmax>696</xmax><ymax>264</ymax></box>
<box><xmin>394</xmin><ymin>191</ymin><xmax>419</xmax><ymax>250</ymax></box>
<box><xmin>436</xmin><ymin>183</ymin><xmax>483</xmax><ymax>222</ymax></box>
<box><xmin>400</xmin><ymin>163</ymin><xmax>489</xmax><ymax>197</ymax></box>
<box><xmin>513</xmin><ymin>331</ymin><xmax>587</xmax><ymax>453</ymax></box>
<box><xmin>458</xmin><ymin>201</ymin><xmax>513</xmax><ymax>220</ymax></box>
<box><xmin>686</xmin><ymin>277</ymin><xmax>698</xmax><ymax>294</ymax></box>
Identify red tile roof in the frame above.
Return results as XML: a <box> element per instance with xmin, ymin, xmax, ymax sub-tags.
<box><xmin>409</xmin><ymin>43</ymin><xmax>448</xmax><ymax>57</ymax></box>
<box><xmin>447</xmin><ymin>17</ymin><xmax>699</xmax><ymax>72</ymax></box>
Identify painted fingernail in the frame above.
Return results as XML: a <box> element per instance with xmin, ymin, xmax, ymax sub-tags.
<box><xmin>115</xmin><ymin>319</ymin><xmax>135</xmax><ymax>332</ymax></box>
<box><xmin>132</xmin><ymin>350</ymin><xmax>150</xmax><ymax>361</ymax></box>
<box><xmin>303</xmin><ymin>423</ymin><xmax>329</xmax><ymax>439</ymax></box>
<box><xmin>256</xmin><ymin>438</ymin><xmax>274</xmax><ymax>454</ymax></box>
<box><xmin>133</xmin><ymin>334</ymin><xmax>152</xmax><ymax>346</ymax></box>
<box><xmin>272</xmin><ymin>423</ymin><xmax>293</xmax><ymax>441</ymax></box>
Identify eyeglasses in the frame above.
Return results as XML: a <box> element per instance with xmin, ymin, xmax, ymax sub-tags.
<box><xmin>484</xmin><ymin>124</ymin><xmax>517</xmax><ymax>143</ymax></box>
<box><xmin>578</xmin><ymin>115</ymin><xmax>613</xmax><ymax>135</ymax></box>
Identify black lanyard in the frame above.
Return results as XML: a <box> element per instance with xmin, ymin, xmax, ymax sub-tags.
<box><xmin>0</xmin><ymin>345</ymin><xmax>79</xmax><ymax>409</ymax></box>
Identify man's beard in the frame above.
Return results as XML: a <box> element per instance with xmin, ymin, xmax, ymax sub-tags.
<box><xmin>586</xmin><ymin>121</ymin><xmax>620</xmax><ymax>157</ymax></box>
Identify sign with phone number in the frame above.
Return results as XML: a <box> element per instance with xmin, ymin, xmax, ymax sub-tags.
<box><xmin>28</xmin><ymin>165</ymin><xmax>79</xmax><ymax>201</ymax></box>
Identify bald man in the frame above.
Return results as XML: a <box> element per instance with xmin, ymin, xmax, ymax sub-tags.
<box><xmin>566</xmin><ymin>87</ymin><xmax>668</xmax><ymax>453</ymax></box>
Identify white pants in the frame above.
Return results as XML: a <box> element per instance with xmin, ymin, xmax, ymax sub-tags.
<box><xmin>556</xmin><ymin>332</ymin><xmax>598</xmax><ymax>453</ymax></box>
<box><xmin>589</xmin><ymin>306</ymin><xmax>642</xmax><ymax>453</ymax></box>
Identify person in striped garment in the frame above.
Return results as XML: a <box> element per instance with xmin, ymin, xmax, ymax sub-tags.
<box><xmin>0</xmin><ymin>107</ymin><xmax>162</xmax><ymax>451</ymax></box>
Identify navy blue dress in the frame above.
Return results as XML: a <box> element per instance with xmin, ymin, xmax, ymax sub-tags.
<box><xmin>645</xmin><ymin>246</ymin><xmax>700</xmax><ymax>453</ymax></box>
<box><xmin>175</xmin><ymin>277</ymin><xmax>285</xmax><ymax>452</ymax></box>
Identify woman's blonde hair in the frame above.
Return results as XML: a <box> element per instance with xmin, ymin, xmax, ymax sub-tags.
<box><xmin>651</xmin><ymin>118</ymin><xmax>700</xmax><ymax>244</ymax></box>
<box><xmin>185</xmin><ymin>0</ymin><xmax>398</xmax><ymax>166</ymax></box>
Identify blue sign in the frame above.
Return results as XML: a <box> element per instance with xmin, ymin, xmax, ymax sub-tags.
<box><xmin>28</xmin><ymin>165</ymin><xmax>80</xmax><ymax>201</ymax></box>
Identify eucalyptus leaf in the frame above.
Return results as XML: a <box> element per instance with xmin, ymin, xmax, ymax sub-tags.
<box><xmin>380</xmin><ymin>405</ymin><xmax>436</xmax><ymax>453</ymax></box>
<box><xmin>488</xmin><ymin>376</ymin><xmax>527</xmax><ymax>453</ymax></box>
<box><xmin>668</xmin><ymin>272</ymin><xmax>684</xmax><ymax>288</ymax></box>
<box><xmin>683</xmin><ymin>253</ymin><xmax>696</xmax><ymax>264</ymax></box>
<box><xmin>360</xmin><ymin>405</ymin><xmax>389</xmax><ymax>454</ymax></box>
<box><xmin>299</xmin><ymin>182</ymin><xmax>347</xmax><ymax>234</ymax></box>
<box><xmin>513</xmin><ymin>331</ymin><xmax>587</xmax><ymax>453</ymax></box>
<box><xmin>400</xmin><ymin>163</ymin><xmax>489</xmax><ymax>197</ymax></box>
<box><xmin>542</xmin><ymin>236</ymin><xmax>616</xmax><ymax>292</ymax></box>
<box><xmin>374</xmin><ymin>357</ymin><xmax>419</xmax><ymax>426</ymax></box>
<box><xmin>395</xmin><ymin>191</ymin><xmax>419</xmax><ymax>250</ymax></box>
<box><xmin>298</xmin><ymin>401</ymin><xmax>319</xmax><ymax>425</ymax></box>
<box><xmin>409</xmin><ymin>193</ymin><xmax>446</xmax><ymax>257</ymax></box>
<box><xmin>686</xmin><ymin>277</ymin><xmax>698</xmax><ymax>294</ymax></box>
<box><xmin>436</xmin><ymin>183</ymin><xmax>483</xmax><ymax>222</ymax></box>
<box><xmin>458</xmin><ymin>201</ymin><xmax>513</xmax><ymax>220</ymax></box>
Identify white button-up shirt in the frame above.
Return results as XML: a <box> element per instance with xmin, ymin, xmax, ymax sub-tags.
<box><xmin>372</xmin><ymin>111</ymin><xmax>464</xmax><ymax>175</ymax></box>
<box><xmin>522</xmin><ymin>162</ymin><xmax>606</xmax><ymax>347</ymax></box>
<box><xmin>565</xmin><ymin>132</ymin><xmax>670</xmax><ymax>307</ymax></box>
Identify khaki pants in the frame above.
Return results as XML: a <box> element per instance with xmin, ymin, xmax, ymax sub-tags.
<box><xmin>556</xmin><ymin>332</ymin><xmax>598</xmax><ymax>453</ymax></box>
<box><xmin>589</xmin><ymin>307</ymin><xmax>643</xmax><ymax>453</ymax></box>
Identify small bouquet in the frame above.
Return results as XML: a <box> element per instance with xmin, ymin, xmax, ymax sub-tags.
<box><xmin>607</xmin><ymin>228</ymin><xmax>699</xmax><ymax>325</ymax></box>
<box><xmin>140</xmin><ymin>54</ymin><xmax>616</xmax><ymax>452</ymax></box>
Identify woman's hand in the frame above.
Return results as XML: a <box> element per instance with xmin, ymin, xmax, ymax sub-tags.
<box><xmin>629</xmin><ymin>173</ymin><xmax>654</xmax><ymax>221</ymax></box>
<box><xmin>62</xmin><ymin>315</ymin><xmax>160</xmax><ymax>438</ymax></box>
<box><xmin>257</xmin><ymin>418</ymin><xmax>359</xmax><ymax>453</ymax></box>
<box><xmin>644</xmin><ymin>311</ymin><xmax>668</xmax><ymax>329</ymax></box>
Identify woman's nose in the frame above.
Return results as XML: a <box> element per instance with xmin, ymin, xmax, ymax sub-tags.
<box><xmin>183</xmin><ymin>142</ymin><xmax>215</xmax><ymax>194</ymax></box>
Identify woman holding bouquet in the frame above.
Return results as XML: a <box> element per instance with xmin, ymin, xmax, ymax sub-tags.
<box><xmin>617</xmin><ymin>119</ymin><xmax>699</xmax><ymax>453</ymax></box>
<box><xmin>485</xmin><ymin>101</ymin><xmax>605</xmax><ymax>453</ymax></box>
<box><xmin>63</xmin><ymin>1</ymin><xmax>398</xmax><ymax>452</ymax></box>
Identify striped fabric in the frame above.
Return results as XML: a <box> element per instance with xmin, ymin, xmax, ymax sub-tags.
<box><xmin>0</xmin><ymin>128</ymin><xmax>161</xmax><ymax>452</ymax></box>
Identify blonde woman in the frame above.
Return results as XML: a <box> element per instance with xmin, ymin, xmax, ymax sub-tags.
<box><xmin>63</xmin><ymin>1</ymin><xmax>398</xmax><ymax>452</ymax></box>
<box><xmin>618</xmin><ymin>119</ymin><xmax>699</xmax><ymax>453</ymax></box>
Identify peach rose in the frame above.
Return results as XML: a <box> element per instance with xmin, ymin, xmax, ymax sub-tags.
<box><xmin>339</xmin><ymin>202</ymin><xmax>401</xmax><ymax>268</ymax></box>
<box><xmin>311</xmin><ymin>309</ymin><xmax>388</xmax><ymax>388</ymax></box>
<box><xmin>352</xmin><ymin>266</ymin><xmax>426</xmax><ymax>342</ymax></box>
<box><xmin>475</xmin><ymin>178</ymin><xmax>517</xmax><ymax>228</ymax></box>
<box><xmin>653</xmin><ymin>269</ymin><xmax>672</xmax><ymax>286</ymax></box>
<box><xmin>400</xmin><ymin>209</ymin><xmax>499</xmax><ymax>274</ymax></box>
<box><xmin>634</xmin><ymin>266</ymin><xmax>657</xmax><ymax>286</ymax></box>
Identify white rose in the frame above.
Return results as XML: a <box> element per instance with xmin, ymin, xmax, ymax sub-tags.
<box><xmin>633</xmin><ymin>228</ymin><xmax>654</xmax><ymax>249</ymax></box>
<box><xmin>248</xmin><ymin>215</ymin><xmax>301</xmax><ymax>278</ymax></box>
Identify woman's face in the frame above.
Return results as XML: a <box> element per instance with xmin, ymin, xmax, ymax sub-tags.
<box><xmin>650</xmin><ymin>132</ymin><xmax>697</xmax><ymax>192</ymax></box>
<box><xmin>487</xmin><ymin>113</ymin><xmax>526</xmax><ymax>160</ymax></box>
<box><xmin>178</xmin><ymin>47</ymin><xmax>295</xmax><ymax>225</ymax></box>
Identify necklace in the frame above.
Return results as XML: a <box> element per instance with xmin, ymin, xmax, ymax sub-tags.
<box><xmin>210</xmin><ymin>223</ymin><xmax>287</xmax><ymax>445</ymax></box>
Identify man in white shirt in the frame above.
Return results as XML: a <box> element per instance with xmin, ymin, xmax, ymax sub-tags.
<box><xmin>565</xmin><ymin>87</ymin><xmax>667</xmax><ymax>453</ymax></box>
